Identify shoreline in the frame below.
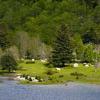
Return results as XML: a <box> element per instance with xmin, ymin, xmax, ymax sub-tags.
<box><xmin>19</xmin><ymin>80</ymin><xmax>100</xmax><ymax>86</ymax></box>
<box><xmin>0</xmin><ymin>73</ymin><xmax>100</xmax><ymax>86</ymax></box>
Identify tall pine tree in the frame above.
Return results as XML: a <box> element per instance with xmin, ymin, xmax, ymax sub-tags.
<box><xmin>51</xmin><ymin>24</ymin><xmax>73</xmax><ymax>67</ymax></box>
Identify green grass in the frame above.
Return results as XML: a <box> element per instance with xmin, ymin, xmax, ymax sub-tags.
<box><xmin>17</xmin><ymin>60</ymin><xmax>48</xmax><ymax>76</ymax></box>
<box><xmin>1</xmin><ymin>60</ymin><xmax>100</xmax><ymax>85</ymax></box>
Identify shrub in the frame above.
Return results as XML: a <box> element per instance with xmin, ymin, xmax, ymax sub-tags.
<box><xmin>70</xmin><ymin>72</ymin><xmax>84</xmax><ymax>76</ymax></box>
<box><xmin>46</xmin><ymin>69</ymin><xmax>57</xmax><ymax>75</ymax></box>
<box><xmin>48</xmin><ymin>76</ymin><xmax>53</xmax><ymax>80</ymax></box>
<box><xmin>44</xmin><ymin>62</ymin><xmax>52</xmax><ymax>68</ymax></box>
<box><xmin>35</xmin><ymin>75</ymin><xmax>42</xmax><ymax>82</ymax></box>
<box><xmin>59</xmin><ymin>75</ymin><xmax>64</xmax><ymax>78</ymax></box>
<box><xmin>49</xmin><ymin>76</ymin><xmax>59</xmax><ymax>83</ymax></box>
<box><xmin>70</xmin><ymin>72</ymin><xmax>86</xmax><ymax>79</ymax></box>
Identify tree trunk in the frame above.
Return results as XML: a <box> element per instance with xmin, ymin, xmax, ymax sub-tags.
<box><xmin>8</xmin><ymin>68</ymin><xmax>11</xmax><ymax>73</ymax></box>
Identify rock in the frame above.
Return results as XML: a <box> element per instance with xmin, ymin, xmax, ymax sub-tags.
<box><xmin>31</xmin><ymin>77</ymin><xmax>35</xmax><ymax>80</ymax></box>
<box><xmin>32</xmin><ymin>79</ymin><xmax>39</xmax><ymax>82</ymax></box>
<box><xmin>83</xmin><ymin>63</ymin><xmax>87</xmax><ymax>65</ymax></box>
<box><xmin>41</xmin><ymin>59</ymin><xmax>47</xmax><ymax>63</ymax></box>
<box><xmin>27</xmin><ymin>76</ymin><xmax>31</xmax><ymax>79</ymax></box>
<box><xmin>56</xmin><ymin>68</ymin><xmax>61</xmax><ymax>71</ymax></box>
<box><xmin>16</xmin><ymin>76</ymin><xmax>21</xmax><ymax>79</ymax></box>
<box><xmin>15</xmin><ymin>76</ymin><xmax>25</xmax><ymax>81</ymax></box>
<box><xmin>85</xmin><ymin>64</ymin><xmax>89</xmax><ymax>68</ymax></box>
<box><xmin>13</xmin><ymin>70</ymin><xmax>16</xmax><ymax>72</ymax></box>
<box><xmin>32</xmin><ymin>59</ymin><xmax>35</xmax><ymax>62</ymax></box>
<box><xmin>19</xmin><ymin>77</ymin><xmax>26</xmax><ymax>81</ymax></box>
<box><xmin>16</xmin><ymin>74</ymin><xmax>22</xmax><ymax>76</ymax></box>
<box><xmin>21</xmin><ymin>58</ymin><xmax>24</xmax><ymax>61</ymax></box>
<box><xmin>40</xmin><ymin>79</ymin><xmax>43</xmax><ymax>82</ymax></box>
<box><xmin>73</xmin><ymin>63</ymin><xmax>78</xmax><ymax>67</ymax></box>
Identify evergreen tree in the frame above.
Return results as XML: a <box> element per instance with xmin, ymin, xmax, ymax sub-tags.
<box><xmin>51</xmin><ymin>24</ymin><xmax>73</xmax><ymax>67</ymax></box>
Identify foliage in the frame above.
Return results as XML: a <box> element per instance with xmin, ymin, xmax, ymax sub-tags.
<box><xmin>0</xmin><ymin>32</ymin><xmax>11</xmax><ymax>50</ymax></box>
<box><xmin>0</xmin><ymin>54</ymin><xmax>18</xmax><ymax>72</ymax></box>
<box><xmin>70</xmin><ymin>71</ymin><xmax>86</xmax><ymax>79</ymax></box>
<box><xmin>51</xmin><ymin>24</ymin><xmax>73</xmax><ymax>67</ymax></box>
<box><xmin>25</xmin><ymin>50</ymin><xmax>33</xmax><ymax>59</ymax></box>
<box><xmin>0</xmin><ymin>0</ymin><xmax>99</xmax><ymax>64</ymax></box>
<box><xmin>82</xmin><ymin>44</ymin><xmax>95</xmax><ymax>63</ymax></box>
<box><xmin>46</xmin><ymin>69</ymin><xmax>57</xmax><ymax>75</ymax></box>
<box><xmin>15</xmin><ymin>61</ymin><xmax>100</xmax><ymax>84</ymax></box>
<box><xmin>0</xmin><ymin>0</ymin><xmax>100</xmax><ymax>45</ymax></box>
<box><xmin>73</xmin><ymin>34</ymin><xmax>84</xmax><ymax>62</ymax></box>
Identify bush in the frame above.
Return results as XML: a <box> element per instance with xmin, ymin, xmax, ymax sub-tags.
<box><xmin>44</xmin><ymin>62</ymin><xmax>52</xmax><ymax>67</ymax></box>
<box><xmin>70</xmin><ymin>72</ymin><xmax>84</xmax><ymax>76</ymax></box>
<box><xmin>59</xmin><ymin>75</ymin><xmax>64</xmax><ymax>78</ymax></box>
<box><xmin>48</xmin><ymin>76</ymin><xmax>59</xmax><ymax>83</ymax></box>
<box><xmin>35</xmin><ymin>75</ymin><xmax>42</xmax><ymax>82</ymax></box>
<box><xmin>46</xmin><ymin>69</ymin><xmax>57</xmax><ymax>75</ymax></box>
<box><xmin>70</xmin><ymin>72</ymin><xmax>86</xmax><ymax>79</ymax></box>
<box><xmin>48</xmin><ymin>76</ymin><xmax>53</xmax><ymax>80</ymax></box>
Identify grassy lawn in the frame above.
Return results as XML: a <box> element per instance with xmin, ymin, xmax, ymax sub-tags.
<box><xmin>17</xmin><ymin>61</ymin><xmax>48</xmax><ymax>76</ymax></box>
<box><xmin>0</xmin><ymin>60</ymin><xmax>100</xmax><ymax>85</ymax></box>
<box><xmin>16</xmin><ymin>61</ymin><xmax>100</xmax><ymax>85</ymax></box>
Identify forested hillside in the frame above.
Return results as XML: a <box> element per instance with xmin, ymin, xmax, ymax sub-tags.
<box><xmin>0</xmin><ymin>0</ymin><xmax>100</xmax><ymax>59</ymax></box>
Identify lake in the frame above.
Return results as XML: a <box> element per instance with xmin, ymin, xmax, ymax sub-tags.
<box><xmin>0</xmin><ymin>77</ymin><xmax>100</xmax><ymax>100</ymax></box>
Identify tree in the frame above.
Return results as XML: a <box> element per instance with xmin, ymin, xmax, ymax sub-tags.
<box><xmin>85</xmin><ymin>0</ymin><xmax>98</xmax><ymax>8</ymax></box>
<box><xmin>51</xmin><ymin>24</ymin><xmax>73</xmax><ymax>67</ymax></box>
<box><xmin>25</xmin><ymin>49</ymin><xmax>33</xmax><ymax>59</ymax></box>
<box><xmin>73</xmin><ymin>34</ymin><xmax>84</xmax><ymax>62</ymax></box>
<box><xmin>82</xmin><ymin>28</ymin><xmax>99</xmax><ymax>44</ymax></box>
<box><xmin>78</xmin><ymin>0</ymin><xmax>98</xmax><ymax>8</ymax></box>
<box><xmin>0</xmin><ymin>54</ymin><xmax>18</xmax><ymax>72</ymax></box>
<box><xmin>82</xmin><ymin>44</ymin><xmax>95</xmax><ymax>63</ymax></box>
<box><xmin>15</xmin><ymin>31</ymin><xmax>30</xmax><ymax>58</ymax></box>
<box><xmin>0</xmin><ymin>32</ymin><xmax>11</xmax><ymax>50</ymax></box>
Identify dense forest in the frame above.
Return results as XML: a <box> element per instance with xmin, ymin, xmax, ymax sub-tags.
<box><xmin>0</xmin><ymin>0</ymin><xmax>100</xmax><ymax>61</ymax></box>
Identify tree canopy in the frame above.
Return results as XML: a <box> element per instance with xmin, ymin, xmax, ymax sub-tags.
<box><xmin>0</xmin><ymin>0</ymin><xmax>99</xmax><ymax>63</ymax></box>
<box><xmin>0</xmin><ymin>54</ymin><xmax>18</xmax><ymax>72</ymax></box>
<box><xmin>0</xmin><ymin>0</ymin><xmax>100</xmax><ymax>45</ymax></box>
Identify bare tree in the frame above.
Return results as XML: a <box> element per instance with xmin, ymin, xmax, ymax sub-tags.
<box><xmin>15</xmin><ymin>31</ymin><xmax>30</xmax><ymax>58</ymax></box>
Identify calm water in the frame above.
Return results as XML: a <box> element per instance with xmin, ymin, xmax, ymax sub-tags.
<box><xmin>0</xmin><ymin>77</ymin><xmax>100</xmax><ymax>100</ymax></box>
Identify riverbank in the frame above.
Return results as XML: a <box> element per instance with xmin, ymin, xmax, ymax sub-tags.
<box><xmin>0</xmin><ymin>61</ymin><xmax>100</xmax><ymax>85</ymax></box>
<box><xmin>1</xmin><ymin>75</ymin><xmax>100</xmax><ymax>86</ymax></box>
<box><xmin>19</xmin><ymin>79</ymin><xmax>100</xmax><ymax>85</ymax></box>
